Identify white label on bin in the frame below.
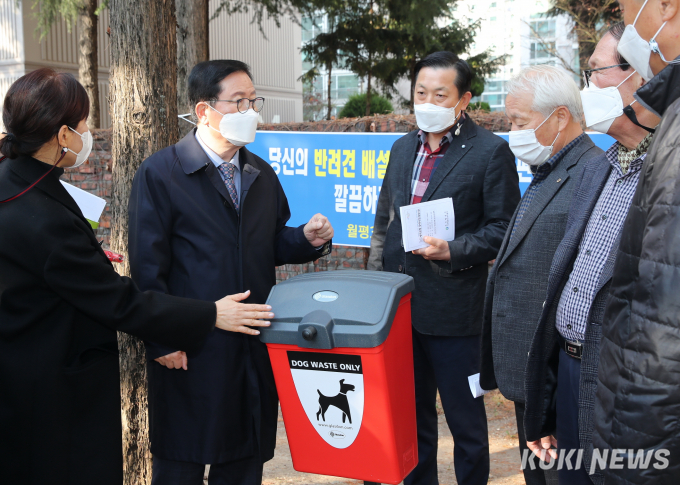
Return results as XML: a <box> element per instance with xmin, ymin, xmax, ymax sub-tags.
<box><xmin>287</xmin><ymin>351</ymin><xmax>364</xmax><ymax>449</ymax></box>
<box><xmin>312</xmin><ymin>291</ymin><xmax>339</xmax><ymax>302</ymax></box>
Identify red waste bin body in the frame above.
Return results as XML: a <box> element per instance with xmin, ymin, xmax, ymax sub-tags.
<box><xmin>266</xmin><ymin>294</ymin><xmax>417</xmax><ymax>484</ymax></box>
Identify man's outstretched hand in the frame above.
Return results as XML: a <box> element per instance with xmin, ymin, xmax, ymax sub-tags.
<box><xmin>304</xmin><ymin>213</ymin><xmax>334</xmax><ymax>247</ymax></box>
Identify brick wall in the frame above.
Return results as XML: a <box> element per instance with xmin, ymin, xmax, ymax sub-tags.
<box><xmin>64</xmin><ymin>111</ymin><xmax>508</xmax><ymax>281</ymax></box>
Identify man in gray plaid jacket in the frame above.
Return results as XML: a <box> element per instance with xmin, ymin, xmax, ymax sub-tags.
<box><xmin>480</xmin><ymin>65</ymin><xmax>601</xmax><ymax>485</ymax></box>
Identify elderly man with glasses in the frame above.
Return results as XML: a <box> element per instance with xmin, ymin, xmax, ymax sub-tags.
<box><xmin>521</xmin><ymin>22</ymin><xmax>659</xmax><ymax>485</ymax></box>
<box><xmin>128</xmin><ymin>60</ymin><xmax>334</xmax><ymax>485</ymax></box>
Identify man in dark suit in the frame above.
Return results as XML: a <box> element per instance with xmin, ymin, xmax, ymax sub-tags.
<box><xmin>479</xmin><ymin>65</ymin><xmax>602</xmax><ymax>485</ymax></box>
<box><xmin>522</xmin><ymin>25</ymin><xmax>659</xmax><ymax>485</ymax></box>
<box><xmin>128</xmin><ymin>60</ymin><xmax>333</xmax><ymax>485</ymax></box>
<box><xmin>368</xmin><ymin>51</ymin><xmax>520</xmax><ymax>485</ymax></box>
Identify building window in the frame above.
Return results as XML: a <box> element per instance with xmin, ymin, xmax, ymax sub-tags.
<box><xmin>491</xmin><ymin>2</ymin><xmax>497</xmax><ymax>7</ymax></box>
<box><xmin>490</xmin><ymin>16</ymin><xmax>497</xmax><ymax>21</ymax></box>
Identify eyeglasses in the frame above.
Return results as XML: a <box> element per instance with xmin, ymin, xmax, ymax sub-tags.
<box><xmin>212</xmin><ymin>97</ymin><xmax>265</xmax><ymax>113</ymax></box>
<box><xmin>582</xmin><ymin>64</ymin><xmax>630</xmax><ymax>88</ymax></box>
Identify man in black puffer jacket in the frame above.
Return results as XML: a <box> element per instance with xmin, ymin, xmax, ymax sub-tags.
<box><xmin>594</xmin><ymin>0</ymin><xmax>680</xmax><ymax>483</ymax></box>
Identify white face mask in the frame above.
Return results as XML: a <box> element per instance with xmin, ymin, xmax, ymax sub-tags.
<box><xmin>414</xmin><ymin>98</ymin><xmax>462</xmax><ymax>133</ymax></box>
<box><xmin>207</xmin><ymin>104</ymin><xmax>259</xmax><ymax>146</ymax></box>
<box><xmin>617</xmin><ymin>0</ymin><xmax>677</xmax><ymax>82</ymax></box>
<box><xmin>580</xmin><ymin>70</ymin><xmax>637</xmax><ymax>134</ymax></box>
<box><xmin>508</xmin><ymin>109</ymin><xmax>560</xmax><ymax>166</ymax></box>
<box><xmin>66</xmin><ymin>127</ymin><xmax>93</xmax><ymax>167</ymax></box>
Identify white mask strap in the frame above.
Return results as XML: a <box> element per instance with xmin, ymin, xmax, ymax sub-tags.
<box><xmin>178</xmin><ymin>113</ymin><xmax>197</xmax><ymax>126</ymax></box>
<box><xmin>536</xmin><ymin>108</ymin><xmax>558</xmax><ymax>131</ymax></box>
<box><xmin>616</xmin><ymin>70</ymin><xmax>637</xmax><ymax>88</ymax></box>
<box><xmin>66</xmin><ymin>126</ymin><xmax>86</xmax><ymax>155</ymax></box>
<box><xmin>203</xmin><ymin>103</ymin><xmax>225</xmax><ymax>133</ymax></box>
<box><xmin>549</xmin><ymin>131</ymin><xmax>560</xmax><ymax>149</ymax></box>
<box><xmin>68</xmin><ymin>126</ymin><xmax>84</xmax><ymax>138</ymax></box>
<box><xmin>633</xmin><ymin>0</ymin><xmax>650</xmax><ymax>26</ymax></box>
<box><xmin>651</xmin><ymin>21</ymin><xmax>667</xmax><ymax>41</ymax></box>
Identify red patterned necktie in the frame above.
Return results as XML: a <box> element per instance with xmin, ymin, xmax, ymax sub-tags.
<box><xmin>217</xmin><ymin>162</ymin><xmax>239</xmax><ymax>210</ymax></box>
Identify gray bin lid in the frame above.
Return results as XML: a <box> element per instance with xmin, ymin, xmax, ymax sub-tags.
<box><xmin>259</xmin><ymin>270</ymin><xmax>414</xmax><ymax>349</ymax></box>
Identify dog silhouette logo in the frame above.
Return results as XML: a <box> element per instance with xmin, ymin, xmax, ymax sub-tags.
<box><xmin>316</xmin><ymin>379</ymin><xmax>355</xmax><ymax>423</ymax></box>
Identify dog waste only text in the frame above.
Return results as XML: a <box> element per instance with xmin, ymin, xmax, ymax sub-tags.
<box><xmin>290</xmin><ymin>359</ymin><xmax>361</xmax><ymax>373</ymax></box>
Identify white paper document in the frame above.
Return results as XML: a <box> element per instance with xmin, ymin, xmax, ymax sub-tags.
<box><xmin>60</xmin><ymin>181</ymin><xmax>107</xmax><ymax>229</ymax></box>
<box><xmin>468</xmin><ymin>373</ymin><xmax>491</xmax><ymax>399</ymax></box>
<box><xmin>400</xmin><ymin>198</ymin><xmax>455</xmax><ymax>252</ymax></box>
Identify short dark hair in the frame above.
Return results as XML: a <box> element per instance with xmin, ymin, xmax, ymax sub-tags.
<box><xmin>188</xmin><ymin>60</ymin><xmax>253</xmax><ymax>106</ymax></box>
<box><xmin>607</xmin><ymin>22</ymin><xmax>631</xmax><ymax>70</ymax></box>
<box><xmin>0</xmin><ymin>68</ymin><xmax>89</xmax><ymax>159</ymax></box>
<box><xmin>414</xmin><ymin>51</ymin><xmax>473</xmax><ymax>96</ymax></box>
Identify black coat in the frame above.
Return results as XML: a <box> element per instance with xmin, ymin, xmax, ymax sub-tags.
<box><xmin>594</xmin><ymin>60</ymin><xmax>680</xmax><ymax>484</ymax></box>
<box><xmin>368</xmin><ymin>118</ymin><xmax>520</xmax><ymax>336</ymax></box>
<box><xmin>128</xmin><ymin>130</ymin><xmax>328</xmax><ymax>465</ymax></box>
<box><xmin>0</xmin><ymin>156</ymin><xmax>215</xmax><ymax>485</ymax></box>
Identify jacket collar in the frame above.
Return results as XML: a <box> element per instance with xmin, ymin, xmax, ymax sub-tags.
<box><xmin>176</xmin><ymin>128</ymin><xmax>212</xmax><ymax>175</ymax></box>
<box><xmin>634</xmin><ymin>57</ymin><xmax>680</xmax><ymax>118</ymax></box>
<box><xmin>175</xmin><ymin>129</ymin><xmax>262</xmax><ymax>211</ymax></box>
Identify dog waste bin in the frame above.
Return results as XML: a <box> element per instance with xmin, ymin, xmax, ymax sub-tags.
<box><xmin>260</xmin><ymin>270</ymin><xmax>417</xmax><ymax>484</ymax></box>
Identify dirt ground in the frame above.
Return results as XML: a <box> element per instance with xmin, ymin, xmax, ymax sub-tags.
<box><xmin>256</xmin><ymin>390</ymin><xmax>525</xmax><ymax>485</ymax></box>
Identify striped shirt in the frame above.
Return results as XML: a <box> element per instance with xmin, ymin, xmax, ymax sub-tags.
<box><xmin>510</xmin><ymin>134</ymin><xmax>586</xmax><ymax>240</ymax></box>
<box><xmin>555</xmin><ymin>140</ymin><xmax>648</xmax><ymax>341</ymax></box>
<box><xmin>410</xmin><ymin>117</ymin><xmax>464</xmax><ymax>204</ymax></box>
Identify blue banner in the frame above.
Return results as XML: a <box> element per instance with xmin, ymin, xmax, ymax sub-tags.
<box><xmin>249</xmin><ymin>131</ymin><xmax>615</xmax><ymax>248</ymax></box>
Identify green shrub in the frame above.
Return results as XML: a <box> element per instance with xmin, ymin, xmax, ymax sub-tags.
<box><xmin>338</xmin><ymin>92</ymin><xmax>393</xmax><ymax>118</ymax></box>
<box><xmin>469</xmin><ymin>101</ymin><xmax>491</xmax><ymax>112</ymax></box>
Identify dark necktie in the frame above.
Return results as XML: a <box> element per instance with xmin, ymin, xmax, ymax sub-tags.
<box><xmin>217</xmin><ymin>162</ymin><xmax>239</xmax><ymax>210</ymax></box>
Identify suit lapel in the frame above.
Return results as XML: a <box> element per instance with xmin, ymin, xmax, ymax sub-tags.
<box><xmin>239</xmin><ymin>148</ymin><xmax>262</xmax><ymax>206</ymax></box>
<box><xmin>176</xmin><ymin>129</ymin><xmax>236</xmax><ymax>210</ymax></box>
<box><xmin>499</xmin><ymin>165</ymin><xmax>571</xmax><ymax>266</ymax></box>
<box><xmin>401</xmin><ymin>131</ymin><xmax>420</xmax><ymax>207</ymax></box>
<box><xmin>420</xmin><ymin>120</ymin><xmax>475</xmax><ymax>202</ymax></box>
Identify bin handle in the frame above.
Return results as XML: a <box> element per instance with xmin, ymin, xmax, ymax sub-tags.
<box><xmin>297</xmin><ymin>310</ymin><xmax>334</xmax><ymax>349</ymax></box>
<box><xmin>301</xmin><ymin>326</ymin><xmax>317</xmax><ymax>341</ymax></box>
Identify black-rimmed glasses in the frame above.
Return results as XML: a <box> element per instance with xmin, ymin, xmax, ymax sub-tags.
<box><xmin>212</xmin><ymin>97</ymin><xmax>265</xmax><ymax>113</ymax></box>
<box><xmin>582</xmin><ymin>64</ymin><xmax>630</xmax><ymax>87</ymax></box>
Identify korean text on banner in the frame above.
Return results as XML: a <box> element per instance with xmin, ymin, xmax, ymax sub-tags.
<box><xmin>247</xmin><ymin>131</ymin><xmax>615</xmax><ymax>248</ymax></box>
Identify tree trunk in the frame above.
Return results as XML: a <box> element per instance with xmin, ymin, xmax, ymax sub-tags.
<box><xmin>78</xmin><ymin>0</ymin><xmax>100</xmax><ymax>129</ymax></box>
<box><xmin>326</xmin><ymin>62</ymin><xmax>333</xmax><ymax>120</ymax></box>
<box><xmin>409</xmin><ymin>59</ymin><xmax>416</xmax><ymax>114</ymax></box>
<box><xmin>365</xmin><ymin>70</ymin><xmax>372</xmax><ymax>117</ymax></box>
<box><xmin>176</xmin><ymin>0</ymin><xmax>209</xmax><ymax>138</ymax></box>
<box><xmin>109</xmin><ymin>0</ymin><xmax>179</xmax><ymax>483</ymax></box>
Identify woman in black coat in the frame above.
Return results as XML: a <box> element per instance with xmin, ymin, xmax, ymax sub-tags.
<box><xmin>0</xmin><ymin>69</ymin><xmax>274</xmax><ymax>485</ymax></box>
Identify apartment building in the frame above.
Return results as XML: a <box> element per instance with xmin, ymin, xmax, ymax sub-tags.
<box><xmin>453</xmin><ymin>0</ymin><xmax>579</xmax><ymax>112</ymax></box>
